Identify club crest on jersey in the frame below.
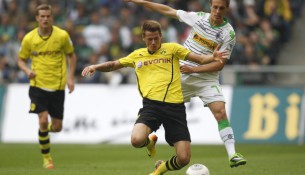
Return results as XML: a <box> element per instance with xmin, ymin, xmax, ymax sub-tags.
<box><xmin>193</xmin><ymin>33</ymin><xmax>218</xmax><ymax>51</ymax></box>
<box><xmin>160</xmin><ymin>50</ymin><xmax>166</xmax><ymax>55</ymax></box>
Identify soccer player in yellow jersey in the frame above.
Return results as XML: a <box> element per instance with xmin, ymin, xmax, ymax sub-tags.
<box><xmin>125</xmin><ymin>0</ymin><xmax>247</xmax><ymax>168</ymax></box>
<box><xmin>82</xmin><ymin>20</ymin><xmax>227</xmax><ymax>175</ymax></box>
<box><xmin>17</xmin><ymin>4</ymin><xmax>77</xmax><ymax>169</ymax></box>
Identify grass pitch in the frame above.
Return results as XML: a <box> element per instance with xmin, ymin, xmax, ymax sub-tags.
<box><xmin>0</xmin><ymin>143</ymin><xmax>304</xmax><ymax>175</ymax></box>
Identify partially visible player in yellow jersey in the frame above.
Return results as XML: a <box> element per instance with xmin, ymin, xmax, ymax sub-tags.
<box><xmin>82</xmin><ymin>20</ymin><xmax>227</xmax><ymax>175</ymax></box>
<box><xmin>17</xmin><ymin>4</ymin><xmax>77</xmax><ymax>170</ymax></box>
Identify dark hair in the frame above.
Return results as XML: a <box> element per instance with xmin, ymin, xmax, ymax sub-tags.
<box><xmin>141</xmin><ymin>20</ymin><xmax>162</xmax><ymax>36</ymax></box>
<box><xmin>209</xmin><ymin>0</ymin><xmax>230</xmax><ymax>7</ymax></box>
<box><xmin>36</xmin><ymin>4</ymin><xmax>52</xmax><ymax>16</ymax></box>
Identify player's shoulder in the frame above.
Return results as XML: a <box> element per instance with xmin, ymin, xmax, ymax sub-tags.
<box><xmin>130</xmin><ymin>47</ymin><xmax>147</xmax><ymax>57</ymax></box>
<box><xmin>163</xmin><ymin>42</ymin><xmax>181</xmax><ymax>47</ymax></box>
<box><xmin>23</xmin><ymin>28</ymin><xmax>38</xmax><ymax>40</ymax></box>
<box><xmin>52</xmin><ymin>25</ymin><xmax>69</xmax><ymax>36</ymax></box>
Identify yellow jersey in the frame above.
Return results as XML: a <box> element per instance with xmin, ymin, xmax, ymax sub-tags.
<box><xmin>119</xmin><ymin>43</ymin><xmax>190</xmax><ymax>103</ymax></box>
<box><xmin>19</xmin><ymin>26</ymin><xmax>74</xmax><ymax>90</ymax></box>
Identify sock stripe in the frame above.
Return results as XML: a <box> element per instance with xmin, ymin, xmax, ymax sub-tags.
<box><xmin>39</xmin><ymin>130</ymin><xmax>51</xmax><ymax>155</ymax></box>
<box><xmin>218</xmin><ymin>119</ymin><xmax>230</xmax><ymax>131</ymax></box>
<box><xmin>165</xmin><ymin>161</ymin><xmax>170</xmax><ymax>170</ymax></box>
<box><xmin>39</xmin><ymin>135</ymin><xmax>50</xmax><ymax>141</ymax></box>
<box><xmin>170</xmin><ymin>156</ymin><xmax>179</xmax><ymax>170</ymax></box>
<box><xmin>166</xmin><ymin>156</ymin><xmax>181</xmax><ymax>171</ymax></box>
<box><xmin>40</xmin><ymin>143</ymin><xmax>50</xmax><ymax>149</ymax></box>
<box><xmin>41</xmin><ymin>148</ymin><xmax>50</xmax><ymax>154</ymax></box>
<box><xmin>39</xmin><ymin>130</ymin><xmax>49</xmax><ymax>137</ymax></box>
<box><xmin>39</xmin><ymin>139</ymin><xmax>50</xmax><ymax>145</ymax></box>
<box><xmin>173</xmin><ymin>156</ymin><xmax>181</xmax><ymax>169</ymax></box>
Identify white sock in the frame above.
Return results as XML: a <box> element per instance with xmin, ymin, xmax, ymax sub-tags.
<box><xmin>219</xmin><ymin>127</ymin><xmax>236</xmax><ymax>158</ymax></box>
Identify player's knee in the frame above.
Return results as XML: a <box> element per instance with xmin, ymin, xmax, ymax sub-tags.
<box><xmin>39</xmin><ymin>119</ymin><xmax>48</xmax><ymax>129</ymax></box>
<box><xmin>51</xmin><ymin>125</ymin><xmax>62</xmax><ymax>132</ymax></box>
<box><xmin>130</xmin><ymin>135</ymin><xmax>144</xmax><ymax>148</ymax></box>
<box><xmin>214</xmin><ymin>109</ymin><xmax>228</xmax><ymax>121</ymax></box>
<box><xmin>177</xmin><ymin>153</ymin><xmax>191</xmax><ymax>167</ymax></box>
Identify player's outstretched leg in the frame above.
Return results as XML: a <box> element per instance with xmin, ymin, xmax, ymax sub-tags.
<box><xmin>149</xmin><ymin>155</ymin><xmax>185</xmax><ymax>175</ymax></box>
<box><xmin>229</xmin><ymin>153</ymin><xmax>247</xmax><ymax>168</ymax></box>
<box><xmin>149</xmin><ymin>160</ymin><xmax>165</xmax><ymax>175</ymax></box>
<box><xmin>147</xmin><ymin>134</ymin><xmax>158</xmax><ymax>158</ymax></box>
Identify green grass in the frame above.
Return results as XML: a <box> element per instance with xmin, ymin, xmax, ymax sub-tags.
<box><xmin>0</xmin><ymin>143</ymin><xmax>304</xmax><ymax>175</ymax></box>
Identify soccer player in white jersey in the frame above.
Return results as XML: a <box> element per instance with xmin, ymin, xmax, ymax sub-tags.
<box><xmin>124</xmin><ymin>0</ymin><xmax>247</xmax><ymax>168</ymax></box>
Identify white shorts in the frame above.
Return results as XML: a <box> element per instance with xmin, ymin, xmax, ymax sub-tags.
<box><xmin>181</xmin><ymin>74</ymin><xmax>226</xmax><ymax>106</ymax></box>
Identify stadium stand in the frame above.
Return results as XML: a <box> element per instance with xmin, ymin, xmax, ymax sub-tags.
<box><xmin>0</xmin><ymin>0</ymin><xmax>303</xmax><ymax>85</ymax></box>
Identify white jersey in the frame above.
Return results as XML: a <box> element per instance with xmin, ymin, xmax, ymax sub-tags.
<box><xmin>177</xmin><ymin>10</ymin><xmax>236</xmax><ymax>83</ymax></box>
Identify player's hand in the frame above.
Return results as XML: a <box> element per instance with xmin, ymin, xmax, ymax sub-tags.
<box><xmin>180</xmin><ymin>65</ymin><xmax>194</xmax><ymax>74</ymax></box>
<box><xmin>82</xmin><ymin>65</ymin><xmax>96</xmax><ymax>78</ymax></box>
<box><xmin>213</xmin><ymin>45</ymin><xmax>228</xmax><ymax>63</ymax></box>
<box><xmin>67</xmin><ymin>78</ymin><xmax>75</xmax><ymax>94</ymax></box>
<box><xmin>27</xmin><ymin>70</ymin><xmax>36</xmax><ymax>79</ymax></box>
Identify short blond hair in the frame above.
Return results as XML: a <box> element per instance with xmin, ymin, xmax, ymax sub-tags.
<box><xmin>36</xmin><ymin>4</ymin><xmax>52</xmax><ymax>16</ymax></box>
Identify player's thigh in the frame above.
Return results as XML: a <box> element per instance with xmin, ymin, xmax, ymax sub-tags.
<box><xmin>181</xmin><ymin>74</ymin><xmax>199</xmax><ymax>102</ymax></box>
<box><xmin>29</xmin><ymin>86</ymin><xmax>48</xmax><ymax>113</ymax></box>
<box><xmin>48</xmin><ymin>90</ymin><xmax>65</xmax><ymax>120</ymax></box>
<box><xmin>198</xmin><ymin>84</ymin><xmax>226</xmax><ymax>106</ymax></box>
<box><xmin>163</xmin><ymin>104</ymin><xmax>191</xmax><ymax>146</ymax></box>
<box><xmin>51</xmin><ymin>117</ymin><xmax>63</xmax><ymax>130</ymax></box>
<box><xmin>131</xmin><ymin>123</ymin><xmax>151</xmax><ymax>140</ymax></box>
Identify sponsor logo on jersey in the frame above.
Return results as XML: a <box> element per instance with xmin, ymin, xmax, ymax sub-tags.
<box><xmin>143</xmin><ymin>58</ymin><xmax>172</xmax><ymax>66</ymax></box>
<box><xmin>31</xmin><ymin>50</ymin><xmax>61</xmax><ymax>56</ymax></box>
<box><xmin>136</xmin><ymin>61</ymin><xmax>143</xmax><ymax>68</ymax></box>
<box><xmin>193</xmin><ymin>32</ymin><xmax>218</xmax><ymax>51</ymax></box>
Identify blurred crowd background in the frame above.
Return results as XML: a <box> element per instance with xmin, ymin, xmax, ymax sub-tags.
<box><xmin>0</xmin><ymin>0</ymin><xmax>304</xmax><ymax>85</ymax></box>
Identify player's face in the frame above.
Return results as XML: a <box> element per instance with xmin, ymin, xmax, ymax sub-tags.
<box><xmin>143</xmin><ymin>31</ymin><xmax>162</xmax><ymax>52</ymax></box>
<box><xmin>36</xmin><ymin>9</ymin><xmax>53</xmax><ymax>29</ymax></box>
<box><xmin>210</xmin><ymin>0</ymin><xmax>228</xmax><ymax>25</ymax></box>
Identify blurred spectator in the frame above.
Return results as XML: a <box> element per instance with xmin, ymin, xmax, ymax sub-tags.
<box><xmin>82</xmin><ymin>11</ymin><xmax>111</xmax><ymax>52</ymax></box>
<box><xmin>263</xmin><ymin>0</ymin><xmax>293</xmax><ymax>43</ymax></box>
<box><xmin>160</xmin><ymin>17</ymin><xmax>178</xmax><ymax>43</ymax></box>
<box><xmin>0</xmin><ymin>13</ymin><xmax>16</xmax><ymax>44</ymax></box>
<box><xmin>0</xmin><ymin>0</ymin><xmax>303</xmax><ymax>84</ymax></box>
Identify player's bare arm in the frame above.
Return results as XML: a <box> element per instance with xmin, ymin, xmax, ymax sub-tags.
<box><xmin>82</xmin><ymin>60</ymin><xmax>123</xmax><ymax>77</ymax></box>
<box><xmin>180</xmin><ymin>58</ymin><xmax>227</xmax><ymax>74</ymax></box>
<box><xmin>17</xmin><ymin>57</ymin><xmax>36</xmax><ymax>79</ymax></box>
<box><xmin>186</xmin><ymin>45</ymin><xmax>228</xmax><ymax>65</ymax></box>
<box><xmin>124</xmin><ymin>0</ymin><xmax>178</xmax><ymax>19</ymax></box>
<box><xmin>67</xmin><ymin>53</ymin><xmax>77</xmax><ymax>94</ymax></box>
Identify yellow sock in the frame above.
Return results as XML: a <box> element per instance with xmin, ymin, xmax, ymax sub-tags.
<box><xmin>48</xmin><ymin>123</ymin><xmax>52</xmax><ymax>132</ymax></box>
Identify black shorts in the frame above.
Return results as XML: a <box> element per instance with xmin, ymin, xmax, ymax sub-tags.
<box><xmin>135</xmin><ymin>98</ymin><xmax>191</xmax><ymax>146</ymax></box>
<box><xmin>29</xmin><ymin>86</ymin><xmax>65</xmax><ymax>119</ymax></box>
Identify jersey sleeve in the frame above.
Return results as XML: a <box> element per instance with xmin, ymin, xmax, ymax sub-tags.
<box><xmin>176</xmin><ymin>10</ymin><xmax>204</xmax><ymax>26</ymax></box>
<box><xmin>172</xmin><ymin>43</ymin><xmax>191</xmax><ymax>61</ymax></box>
<box><xmin>118</xmin><ymin>51</ymin><xmax>136</xmax><ymax>68</ymax></box>
<box><xmin>63</xmin><ymin>31</ymin><xmax>74</xmax><ymax>54</ymax></box>
<box><xmin>18</xmin><ymin>35</ymin><xmax>31</xmax><ymax>60</ymax></box>
<box><xmin>221</xmin><ymin>29</ymin><xmax>236</xmax><ymax>60</ymax></box>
